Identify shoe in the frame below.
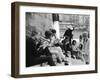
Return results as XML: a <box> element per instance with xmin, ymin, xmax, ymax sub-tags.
<box><xmin>86</xmin><ymin>62</ymin><xmax>89</xmax><ymax>64</ymax></box>
<box><xmin>64</xmin><ymin>61</ymin><xmax>69</xmax><ymax>65</ymax></box>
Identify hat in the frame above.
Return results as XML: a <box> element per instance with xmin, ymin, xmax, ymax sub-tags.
<box><xmin>67</xmin><ymin>25</ymin><xmax>73</xmax><ymax>30</ymax></box>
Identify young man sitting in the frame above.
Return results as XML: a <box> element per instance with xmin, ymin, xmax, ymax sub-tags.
<box><xmin>26</xmin><ymin>31</ymin><xmax>56</xmax><ymax>67</ymax></box>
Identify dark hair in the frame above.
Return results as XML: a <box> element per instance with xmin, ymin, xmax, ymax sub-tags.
<box><xmin>79</xmin><ymin>35</ymin><xmax>82</xmax><ymax>40</ymax></box>
<box><xmin>79</xmin><ymin>44</ymin><xmax>83</xmax><ymax>50</ymax></box>
<box><xmin>45</xmin><ymin>30</ymin><xmax>53</xmax><ymax>38</ymax></box>
<box><xmin>72</xmin><ymin>40</ymin><xmax>76</xmax><ymax>45</ymax></box>
<box><xmin>49</xmin><ymin>29</ymin><xmax>56</xmax><ymax>34</ymax></box>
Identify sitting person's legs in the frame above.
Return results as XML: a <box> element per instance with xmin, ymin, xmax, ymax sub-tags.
<box><xmin>48</xmin><ymin>46</ymin><xmax>69</xmax><ymax>65</ymax></box>
<box><xmin>49</xmin><ymin>47</ymin><xmax>65</xmax><ymax>62</ymax></box>
<box><xmin>32</xmin><ymin>56</ymin><xmax>56</xmax><ymax>66</ymax></box>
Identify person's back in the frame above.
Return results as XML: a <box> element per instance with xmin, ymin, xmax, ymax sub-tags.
<box><xmin>26</xmin><ymin>36</ymin><xmax>41</xmax><ymax>67</ymax></box>
<box><xmin>64</xmin><ymin>28</ymin><xmax>73</xmax><ymax>37</ymax></box>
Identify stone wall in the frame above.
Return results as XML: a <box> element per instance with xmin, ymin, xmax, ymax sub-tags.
<box><xmin>26</xmin><ymin>13</ymin><xmax>90</xmax><ymax>38</ymax></box>
<box><xmin>26</xmin><ymin>12</ymin><xmax>53</xmax><ymax>37</ymax></box>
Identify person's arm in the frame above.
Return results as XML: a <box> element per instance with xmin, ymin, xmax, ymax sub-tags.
<box><xmin>63</xmin><ymin>30</ymin><xmax>67</xmax><ymax>37</ymax></box>
<box><xmin>73</xmin><ymin>27</ymin><xmax>75</xmax><ymax>31</ymax></box>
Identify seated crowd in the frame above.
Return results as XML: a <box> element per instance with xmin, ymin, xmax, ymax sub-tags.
<box><xmin>26</xmin><ymin>28</ymin><xmax>89</xmax><ymax>67</ymax></box>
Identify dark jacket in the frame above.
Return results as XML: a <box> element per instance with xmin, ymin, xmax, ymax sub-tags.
<box><xmin>26</xmin><ymin>37</ymin><xmax>41</xmax><ymax>67</ymax></box>
<box><xmin>64</xmin><ymin>28</ymin><xmax>73</xmax><ymax>38</ymax></box>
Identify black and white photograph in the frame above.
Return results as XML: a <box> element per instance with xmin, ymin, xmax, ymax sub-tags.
<box><xmin>11</xmin><ymin>2</ymin><xmax>97</xmax><ymax>78</ymax></box>
<box><xmin>26</xmin><ymin>13</ymin><xmax>90</xmax><ymax>67</ymax></box>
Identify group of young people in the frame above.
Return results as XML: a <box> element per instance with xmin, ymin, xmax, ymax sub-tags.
<box><xmin>26</xmin><ymin>27</ymin><xmax>89</xmax><ymax>67</ymax></box>
<box><xmin>62</xmin><ymin>27</ymin><xmax>89</xmax><ymax>64</ymax></box>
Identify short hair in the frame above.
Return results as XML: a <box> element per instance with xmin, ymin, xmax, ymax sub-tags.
<box><xmin>45</xmin><ymin>30</ymin><xmax>53</xmax><ymax>38</ymax></box>
<box><xmin>79</xmin><ymin>44</ymin><xmax>83</xmax><ymax>50</ymax></box>
<box><xmin>72</xmin><ymin>40</ymin><xmax>77</xmax><ymax>45</ymax></box>
<box><xmin>49</xmin><ymin>29</ymin><xmax>56</xmax><ymax>34</ymax></box>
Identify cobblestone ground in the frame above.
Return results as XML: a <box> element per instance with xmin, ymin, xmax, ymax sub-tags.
<box><xmin>56</xmin><ymin>53</ymin><xmax>86</xmax><ymax>66</ymax></box>
<box><xmin>29</xmin><ymin>53</ymin><xmax>86</xmax><ymax>68</ymax></box>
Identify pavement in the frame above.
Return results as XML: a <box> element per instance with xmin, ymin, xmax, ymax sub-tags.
<box><xmin>56</xmin><ymin>53</ymin><xmax>86</xmax><ymax>66</ymax></box>
<box><xmin>29</xmin><ymin>53</ymin><xmax>86</xmax><ymax>68</ymax></box>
